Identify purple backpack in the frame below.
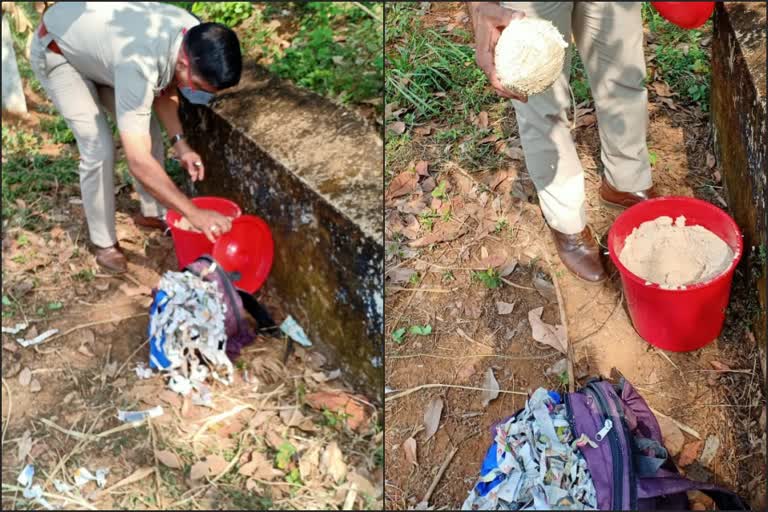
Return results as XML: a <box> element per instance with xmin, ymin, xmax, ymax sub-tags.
<box><xmin>183</xmin><ymin>255</ymin><xmax>256</xmax><ymax>360</ymax></box>
<box><xmin>488</xmin><ymin>377</ymin><xmax>748</xmax><ymax>510</ymax></box>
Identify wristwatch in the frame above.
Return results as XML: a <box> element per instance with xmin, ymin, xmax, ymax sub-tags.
<box><xmin>170</xmin><ymin>133</ymin><xmax>184</xmax><ymax>146</ymax></box>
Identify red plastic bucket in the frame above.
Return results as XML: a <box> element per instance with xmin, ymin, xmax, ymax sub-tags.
<box><xmin>166</xmin><ymin>197</ymin><xmax>242</xmax><ymax>269</ymax></box>
<box><xmin>212</xmin><ymin>215</ymin><xmax>274</xmax><ymax>293</ymax></box>
<box><xmin>608</xmin><ymin>197</ymin><xmax>743</xmax><ymax>351</ymax></box>
<box><xmin>650</xmin><ymin>2</ymin><xmax>714</xmax><ymax>30</ymax></box>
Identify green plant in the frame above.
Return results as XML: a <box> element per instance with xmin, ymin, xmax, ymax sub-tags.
<box><xmin>648</xmin><ymin>151</ymin><xmax>658</xmax><ymax>167</ymax></box>
<box><xmin>47</xmin><ymin>301</ymin><xmax>63</xmax><ymax>311</ymax></box>
<box><xmin>41</xmin><ymin>116</ymin><xmax>75</xmax><ymax>144</ymax></box>
<box><xmin>409</xmin><ymin>324</ymin><xmax>432</xmax><ymax>336</ymax></box>
<box><xmin>191</xmin><ymin>2</ymin><xmax>253</xmax><ymax>27</ymax></box>
<box><xmin>418</xmin><ymin>210</ymin><xmax>439</xmax><ymax>231</ymax></box>
<box><xmin>431</xmin><ymin>181</ymin><xmax>448</xmax><ymax>199</ymax></box>
<box><xmin>322</xmin><ymin>408</ymin><xmax>351</xmax><ymax>428</ymax></box>
<box><xmin>286</xmin><ymin>468</ymin><xmax>302</xmax><ymax>485</ymax></box>
<box><xmin>472</xmin><ymin>268</ymin><xmax>502</xmax><ymax>289</ymax></box>
<box><xmin>275</xmin><ymin>441</ymin><xmax>296</xmax><ymax>470</ymax></box>
<box><xmin>494</xmin><ymin>218</ymin><xmax>508</xmax><ymax>233</ymax></box>
<box><xmin>392</xmin><ymin>328</ymin><xmax>406</xmax><ymax>343</ymax></box>
<box><xmin>408</xmin><ymin>272</ymin><xmax>421</xmax><ymax>285</ymax></box>
<box><xmin>73</xmin><ymin>269</ymin><xmax>95</xmax><ymax>282</ymax></box>
<box><xmin>569</xmin><ymin>49</ymin><xmax>592</xmax><ymax>104</ymax></box>
<box><xmin>442</xmin><ymin>270</ymin><xmax>455</xmax><ymax>282</ymax></box>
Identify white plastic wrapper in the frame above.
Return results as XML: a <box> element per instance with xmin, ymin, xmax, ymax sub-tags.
<box><xmin>280</xmin><ymin>315</ymin><xmax>312</xmax><ymax>347</ymax></box>
<box><xmin>2</xmin><ymin>322</ymin><xmax>28</xmax><ymax>334</ymax></box>
<box><xmin>17</xmin><ymin>465</ymin><xmax>56</xmax><ymax>510</ymax></box>
<box><xmin>117</xmin><ymin>405</ymin><xmax>164</xmax><ymax>423</ymax></box>
<box><xmin>134</xmin><ymin>363</ymin><xmax>154</xmax><ymax>379</ymax></box>
<box><xmin>16</xmin><ymin>328</ymin><xmax>59</xmax><ymax>348</ymax></box>
<box><xmin>73</xmin><ymin>467</ymin><xmax>109</xmax><ymax>488</ymax></box>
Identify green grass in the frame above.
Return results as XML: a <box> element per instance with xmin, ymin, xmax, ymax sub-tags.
<box><xmin>642</xmin><ymin>3</ymin><xmax>712</xmax><ymax>110</ymax></box>
<box><xmin>472</xmin><ymin>268</ymin><xmax>502</xmax><ymax>289</ymax></box>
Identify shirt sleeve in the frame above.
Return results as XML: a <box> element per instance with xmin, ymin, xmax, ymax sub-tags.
<box><xmin>114</xmin><ymin>62</ymin><xmax>158</xmax><ymax>134</ymax></box>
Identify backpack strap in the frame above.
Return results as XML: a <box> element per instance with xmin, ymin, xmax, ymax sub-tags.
<box><xmin>638</xmin><ymin>471</ymin><xmax>750</xmax><ymax>510</ymax></box>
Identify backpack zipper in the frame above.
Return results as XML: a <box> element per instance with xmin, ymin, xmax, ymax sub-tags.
<box><xmin>586</xmin><ymin>384</ymin><xmax>624</xmax><ymax>510</ymax></box>
<box><xmin>607</xmin><ymin>388</ymin><xmax>638</xmax><ymax>510</ymax></box>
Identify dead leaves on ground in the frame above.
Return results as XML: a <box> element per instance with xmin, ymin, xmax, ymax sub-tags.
<box><xmin>528</xmin><ymin>306</ymin><xmax>567</xmax><ymax>353</ymax></box>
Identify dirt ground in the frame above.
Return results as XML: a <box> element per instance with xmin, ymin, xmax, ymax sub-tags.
<box><xmin>2</xmin><ymin>104</ymin><xmax>383</xmax><ymax>511</ymax></box>
<box><xmin>384</xmin><ymin>4</ymin><xmax>766</xmax><ymax>510</ymax></box>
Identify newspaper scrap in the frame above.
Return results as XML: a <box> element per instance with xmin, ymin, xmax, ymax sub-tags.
<box><xmin>17</xmin><ymin>465</ymin><xmax>55</xmax><ymax>510</ymax></box>
<box><xmin>53</xmin><ymin>480</ymin><xmax>74</xmax><ymax>493</ymax></box>
<box><xmin>117</xmin><ymin>405</ymin><xmax>164</xmax><ymax>423</ymax></box>
<box><xmin>462</xmin><ymin>388</ymin><xmax>597</xmax><ymax>510</ymax></box>
<box><xmin>148</xmin><ymin>268</ymin><xmax>234</xmax><ymax>394</ymax></box>
<box><xmin>280</xmin><ymin>315</ymin><xmax>313</xmax><ymax>347</ymax></box>
<box><xmin>134</xmin><ymin>363</ymin><xmax>154</xmax><ymax>380</ymax></box>
<box><xmin>16</xmin><ymin>329</ymin><xmax>59</xmax><ymax>348</ymax></box>
<box><xmin>2</xmin><ymin>322</ymin><xmax>28</xmax><ymax>334</ymax></box>
<box><xmin>73</xmin><ymin>467</ymin><xmax>109</xmax><ymax>488</ymax></box>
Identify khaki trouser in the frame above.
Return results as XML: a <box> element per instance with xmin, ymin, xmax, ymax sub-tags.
<box><xmin>30</xmin><ymin>30</ymin><xmax>166</xmax><ymax>248</ymax></box>
<box><xmin>502</xmin><ymin>2</ymin><xmax>652</xmax><ymax>234</ymax></box>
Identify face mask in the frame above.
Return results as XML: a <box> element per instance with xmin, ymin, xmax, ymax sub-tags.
<box><xmin>179</xmin><ymin>28</ymin><xmax>216</xmax><ymax>106</ymax></box>
<box><xmin>178</xmin><ymin>87</ymin><xmax>215</xmax><ymax>105</ymax></box>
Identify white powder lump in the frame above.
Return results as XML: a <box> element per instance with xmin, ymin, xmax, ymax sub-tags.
<box><xmin>619</xmin><ymin>215</ymin><xmax>734</xmax><ymax>289</ymax></box>
<box><xmin>494</xmin><ymin>18</ymin><xmax>568</xmax><ymax>96</ymax></box>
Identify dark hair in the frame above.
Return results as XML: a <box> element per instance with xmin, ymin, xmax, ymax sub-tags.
<box><xmin>185</xmin><ymin>23</ymin><xmax>242</xmax><ymax>90</ymax></box>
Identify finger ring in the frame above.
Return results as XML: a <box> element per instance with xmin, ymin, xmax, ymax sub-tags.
<box><xmin>194</xmin><ymin>162</ymin><xmax>202</xmax><ymax>168</ymax></box>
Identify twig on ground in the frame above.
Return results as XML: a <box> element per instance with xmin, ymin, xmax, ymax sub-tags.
<box><xmin>500</xmin><ymin>276</ymin><xmax>537</xmax><ymax>291</ymax></box>
<box><xmin>654</xmin><ymin>348</ymin><xmax>687</xmax><ymax>385</ymax></box>
<box><xmin>192</xmin><ymin>405</ymin><xmax>253</xmax><ymax>442</ymax></box>
<box><xmin>385</xmin><ymin>383</ymin><xmax>527</xmax><ymax>402</ymax></box>
<box><xmin>387</xmin><ymin>286</ymin><xmax>458</xmax><ymax>293</ymax></box>
<box><xmin>353</xmin><ymin>1</ymin><xmax>381</xmax><ymax>22</ymax></box>
<box><xmin>388</xmin><ymin>352</ymin><xmax>560</xmax><ymax>361</ymax></box>
<box><xmin>114</xmin><ymin>337</ymin><xmax>150</xmax><ymax>377</ymax></box>
<box><xmin>649</xmin><ymin>407</ymin><xmax>701</xmax><ymax>439</ymax></box>
<box><xmin>391</xmin><ymin>248</ymin><xmax>449</xmax><ymax>330</ymax></box>
<box><xmin>148</xmin><ymin>418</ymin><xmax>163</xmax><ymax>509</ymax></box>
<box><xmin>43</xmin><ymin>408</ymin><xmax>109</xmax><ymax>488</ymax></box>
<box><xmin>456</xmin><ymin>328</ymin><xmax>493</xmax><ymax>350</ymax></box>
<box><xmin>43</xmin><ymin>313</ymin><xmax>148</xmax><ymax>346</ymax></box>
<box><xmin>572</xmin><ymin>292</ymin><xmax>623</xmax><ymax>345</ymax></box>
<box><xmin>1</xmin><ymin>378</ymin><xmax>11</xmax><ymax>446</ymax></box>
<box><xmin>420</xmin><ymin>445</ymin><xmax>458</xmax><ymax>507</ymax></box>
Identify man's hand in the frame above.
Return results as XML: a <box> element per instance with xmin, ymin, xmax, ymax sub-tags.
<box><xmin>176</xmin><ymin>143</ymin><xmax>205</xmax><ymax>182</ymax></box>
<box><xmin>187</xmin><ymin>207</ymin><xmax>233</xmax><ymax>243</ymax></box>
<box><xmin>468</xmin><ymin>2</ymin><xmax>528</xmax><ymax>101</ymax></box>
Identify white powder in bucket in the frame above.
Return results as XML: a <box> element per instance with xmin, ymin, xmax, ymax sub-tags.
<box><xmin>619</xmin><ymin>215</ymin><xmax>734</xmax><ymax>289</ymax></box>
<box><xmin>494</xmin><ymin>18</ymin><xmax>568</xmax><ymax>96</ymax></box>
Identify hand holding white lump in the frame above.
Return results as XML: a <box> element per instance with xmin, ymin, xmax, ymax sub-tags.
<box><xmin>494</xmin><ymin>18</ymin><xmax>568</xmax><ymax>96</ymax></box>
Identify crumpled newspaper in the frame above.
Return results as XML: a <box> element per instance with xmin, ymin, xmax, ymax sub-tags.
<box><xmin>462</xmin><ymin>388</ymin><xmax>597</xmax><ymax>510</ymax></box>
<box><xmin>149</xmin><ymin>267</ymin><xmax>234</xmax><ymax>392</ymax></box>
<box><xmin>17</xmin><ymin>464</ymin><xmax>56</xmax><ymax>510</ymax></box>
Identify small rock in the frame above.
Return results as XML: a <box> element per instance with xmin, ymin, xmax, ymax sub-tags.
<box><xmin>545</xmin><ymin>358</ymin><xmax>568</xmax><ymax>377</ymax></box>
<box><xmin>656</xmin><ymin>415</ymin><xmax>684</xmax><ymax>457</ymax></box>
<box><xmin>18</xmin><ymin>367</ymin><xmax>32</xmax><ymax>386</ymax></box>
<box><xmin>29</xmin><ymin>379</ymin><xmax>41</xmax><ymax>393</ymax></box>
<box><xmin>678</xmin><ymin>440</ymin><xmax>703</xmax><ymax>467</ymax></box>
<box><xmin>699</xmin><ymin>435</ymin><xmax>720</xmax><ymax>467</ymax></box>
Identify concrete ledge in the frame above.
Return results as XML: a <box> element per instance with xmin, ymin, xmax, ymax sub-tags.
<box><xmin>711</xmin><ymin>2</ymin><xmax>766</xmax><ymax>357</ymax></box>
<box><xmin>180</xmin><ymin>62</ymin><xmax>383</xmax><ymax>396</ymax></box>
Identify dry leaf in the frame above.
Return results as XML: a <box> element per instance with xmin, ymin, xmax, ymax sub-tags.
<box><xmin>414</xmin><ymin>160</ymin><xmax>429</xmax><ymax>176</ymax></box>
<box><xmin>17</xmin><ymin>430</ymin><xmax>32</xmax><ymax>461</ymax></box>
<box><xmin>190</xmin><ymin>460</ymin><xmax>210</xmax><ymax>480</ymax></box>
<box><xmin>408</xmin><ymin>220</ymin><xmax>466</xmax><ymax>248</ymax></box>
<box><xmin>499</xmin><ymin>260</ymin><xmax>518</xmax><ymax>277</ymax></box>
<box><xmin>710</xmin><ymin>360</ymin><xmax>732</xmax><ymax>372</ymax></box>
<box><xmin>299</xmin><ymin>445</ymin><xmax>321</xmax><ymax>482</ymax></box>
<box><xmin>504</xmin><ymin>146</ymin><xmax>525</xmax><ymax>161</ymax></box>
<box><xmin>414</xmin><ymin>125</ymin><xmax>432</xmax><ymax>136</ymax></box>
<box><xmin>403</xmin><ymin>437</ymin><xmax>418</xmax><ymax>467</ymax></box>
<box><xmin>386</xmin><ymin>172</ymin><xmax>419</xmax><ymax>201</ymax></box>
<box><xmin>78</xmin><ymin>344</ymin><xmax>95</xmax><ymax>358</ymax></box>
<box><xmin>532</xmin><ymin>276</ymin><xmax>556</xmax><ymax>302</ymax></box>
<box><xmin>248</xmin><ymin>411</ymin><xmax>274</xmax><ymax>430</ymax></box>
<box><xmin>94</xmin><ymin>281</ymin><xmax>110</xmax><ymax>292</ymax></box>
<box><xmin>477</xmin><ymin>111</ymin><xmax>489</xmax><ymax>129</ymax></box>
<box><xmin>156</xmin><ymin>450</ymin><xmax>183</xmax><ymax>469</ymax></box>
<box><xmin>321</xmin><ymin>442</ymin><xmax>348</xmax><ymax>483</ymax></box>
<box><xmin>575</xmin><ymin>113</ymin><xmax>597</xmax><ymax>129</ymax></box>
<box><xmin>103</xmin><ymin>467</ymin><xmax>154</xmax><ymax>493</ymax></box>
<box><xmin>706</xmin><ymin>153</ymin><xmax>716</xmax><ymax>169</ymax></box>
<box><xmin>387</xmin><ymin>267</ymin><xmax>417</xmax><ymax>284</ymax></box>
<box><xmin>19</xmin><ymin>367</ymin><xmax>32</xmax><ymax>387</ymax></box>
<box><xmin>29</xmin><ymin>379</ymin><xmax>41</xmax><ymax>393</ymax></box>
<box><xmin>496</xmin><ymin>301</ymin><xmax>516</xmax><ymax>315</ymax></box>
<box><xmin>652</xmin><ymin>81</ymin><xmax>673</xmax><ymax>97</ymax></box>
<box><xmin>423</xmin><ymin>398</ymin><xmax>443</xmax><ymax>441</ymax></box>
<box><xmin>206</xmin><ymin>454</ymin><xmax>228</xmax><ymax>475</ymax></box>
<box><xmin>389</xmin><ymin>121</ymin><xmax>406</xmax><ymax>135</ymax></box>
<box><xmin>528</xmin><ymin>307</ymin><xmax>567</xmax><ymax>353</ymax></box>
<box><xmin>279</xmin><ymin>407</ymin><xmax>306</xmax><ymax>428</ymax></box>
<box><xmin>481</xmin><ymin>368</ymin><xmax>500</xmax><ymax>407</ymax></box>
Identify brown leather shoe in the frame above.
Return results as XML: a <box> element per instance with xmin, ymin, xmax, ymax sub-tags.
<box><xmin>133</xmin><ymin>214</ymin><xmax>168</xmax><ymax>231</ymax></box>
<box><xmin>94</xmin><ymin>244</ymin><xmax>127</xmax><ymax>274</ymax></box>
<box><xmin>550</xmin><ymin>226</ymin><xmax>608</xmax><ymax>283</ymax></box>
<box><xmin>599</xmin><ymin>179</ymin><xmax>658</xmax><ymax>209</ymax></box>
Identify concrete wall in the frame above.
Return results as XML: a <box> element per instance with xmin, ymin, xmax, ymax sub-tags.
<box><xmin>179</xmin><ymin>63</ymin><xmax>383</xmax><ymax>396</ymax></box>
<box><xmin>711</xmin><ymin>2</ymin><xmax>766</xmax><ymax>360</ymax></box>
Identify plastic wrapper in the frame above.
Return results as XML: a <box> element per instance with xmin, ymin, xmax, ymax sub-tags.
<box><xmin>280</xmin><ymin>315</ymin><xmax>312</xmax><ymax>347</ymax></box>
<box><xmin>117</xmin><ymin>405</ymin><xmax>164</xmax><ymax>423</ymax></box>
<box><xmin>16</xmin><ymin>329</ymin><xmax>59</xmax><ymax>348</ymax></box>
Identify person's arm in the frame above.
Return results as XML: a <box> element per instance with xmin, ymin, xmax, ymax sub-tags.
<box><xmin>466</xmin><ymin>2</ymin><xmax>528</xmax><ymax>101</ymax></box>
<box><xmin>120</xmin><ymin>132</ymin><xmax>230</xmax><ymax>242</ymax></box>
<box><xmin>153</xmin><ymin>90</ymin><xmax>205</xmax><ymax>182</ymax></box>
